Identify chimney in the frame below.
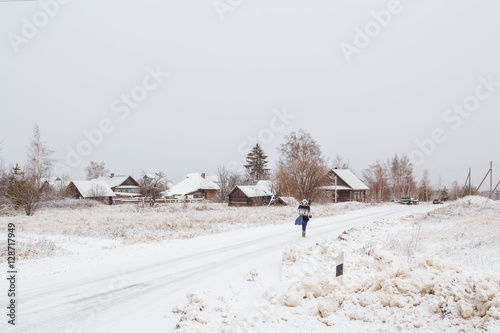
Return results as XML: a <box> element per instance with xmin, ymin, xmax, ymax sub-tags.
<box><xmin>201</xmin><ymin>173</ymin><xmax>205</xmax><ymax>179</ymax></box>
<box><xmin>111</xmin><ymin>173</ymin><xmax>114</xmax><ymax>178</ymax></box>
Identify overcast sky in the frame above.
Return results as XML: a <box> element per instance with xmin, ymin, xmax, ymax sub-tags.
<box><xmin>0</xmin><ymin>0</ymin><xmax>499</xmax><ymax>186</ymax></box>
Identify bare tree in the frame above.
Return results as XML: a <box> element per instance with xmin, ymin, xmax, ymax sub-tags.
<box><xmin>7</xmin><ymin>125</ymin><xmax>55</xmax><ymax>216</ymax></box>
<box><xmin>270</xmin><ymin>168</ymin><xmax>287</xmax><ymax>198</ymax></box>
<box><xmin>418</xmin><ymin>169</ymin><xmax>432</xmax><ymax>202</ymax></box>
<box><xmin>140</xmin><ymin>172</ymin><xmax>169</xmax><ymax>206</ymax></box>
<box><xmin>89</xmin><ymin>182</ymin><xmax>107</xmax><ymax>197</ymax></box>
<box><xmin>332</xmin><ymin>154</ymin><xmax>350</xmax><ymax>169</ymax></box>
<box><xmin>216</xmin><ymin>165</ymin><xmax>242</xmax><ymax>202</ymax></box>
<box><xmin>388</xmin><ymin>154</ymin><xmax>416</xmax><ymax>198</ymax></box>
<box><xmin>85</xmin><ymin>161</ymin><xmax>109</xmax><ymax>180</ymax></box>
<box><xmin>363</xmin><ymin>160</ymin><xmax>389</xmax><ymax>202</ymax></box>
<box><xmin>277</xmin><ymin>129</ymin><xmax>329</xmax><ymax>204</ymax></box>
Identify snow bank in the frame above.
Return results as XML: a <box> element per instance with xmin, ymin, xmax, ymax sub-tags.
<box><xmin>280</xmin><ymin>244</ymin><xmax>500</xmax><ymax>331</ymax></box>
<box><xmin>171</xmin><ymin>197</ymin><xmax>500</xmax><ymax>332</ymax></box>
<box><xmin>273</xmin><ymin>197</ymin><xmax>500</xmax><ymax>331</ymax></box>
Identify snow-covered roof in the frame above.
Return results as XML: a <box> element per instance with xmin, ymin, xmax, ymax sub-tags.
<box><xmin>278</xmin><ymin>197</ymin><xmax>299</xmax><ymax>206</ymax></box>
<box><xmin>96</xmin><ymin>175</ymin><xmax>137</xmax><ymax>188</ymax></box>
<box><xmin>168</xmin><ymin>173</ymin><xmax>220</xmax><ymax>196</ymax></box>
<box><xmin>41</xmin><ymin>177</ymin><xmax>70</xmax><ymax>188</ymax></box>
<box><xmin>256</xmin><ymin>180</ymin><xmax>272</xmax><ymax>193</ymax></box>
<box><xmin>330</xmin><ymin>169</ymin><xmax>369</xmax><ymax>190</ymax></box>
<box><xmin>205</xmin><ymin>175</ymin><xmax>220</xmax><ymax>184</ymax></box>
<box><xmin>71</xmin><ymin>181</ymin><xmax>116</xmax><ymax>198</ymax></box>
<box><xmin>233</xmin><ymin>181</ymin><xmax>273</xmax><ymax>198</ymax></box>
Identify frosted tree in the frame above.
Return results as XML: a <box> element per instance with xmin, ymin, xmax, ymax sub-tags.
<box><xmin>85</xmin><ymin>161</ymin><xmax>109</xmax><ymax>180</ymax></box>
<box><xmin>26</xmin><ymin>123</ymin><xmax>55</xmax><ymax>182</ymax></box>
<box><xmin>8</xmin><ymin>124</ymin><xmax>55</xmax><ymax>215</ymax></box>
<box><xmin>140</xmin><ymin>172</ymin><xmax>169</xmax><ymax>206</ymax></box>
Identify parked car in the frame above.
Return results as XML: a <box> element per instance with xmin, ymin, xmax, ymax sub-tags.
<box><xmin>433</xmin><ymin>199</ymin><xmax>444</xmax><ymax>204</ymax></box>
<box><xmin>400</xmin><ymin>197</ymin><xmax>419</xmax><ymax>205</ymax></box>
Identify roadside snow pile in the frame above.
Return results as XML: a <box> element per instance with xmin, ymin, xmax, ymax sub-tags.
<box><xmin>173</xmin><ymin>287</ymin><xmax>280</xmax><ymax>332</ymax></box>
<box><xmin>273</xmin><ymin>197</ymin><xmax>500</xmax><ymax>332</ymax></box>
<box><xmin>279</xmin><ymin>244</ymin><xmax>500</xmax><ymax>332</ymax></box>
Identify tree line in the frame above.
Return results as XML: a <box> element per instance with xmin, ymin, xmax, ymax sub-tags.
<box><xmin>0</xmin><ymin>124</ymin><xmax>470</xmax><ymax>216</ymax></box>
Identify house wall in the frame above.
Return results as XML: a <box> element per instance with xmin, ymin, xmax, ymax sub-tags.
<box><xmin>206</xmin><ymin>189</ymin><xmax>218</xmax><ymax>199</ymax></box>
<box><xmin>228</xmin><ymin>188</ymin><xmax>249</xmax><ymax>206</ymax></box>
<box><xmin>112</xmin><ymin>177</ymin><xmax>140</xmax><ymax>193</ymax></box>
<box><xmin>115</xmin><ymin>187</ymin><xmax>139</xmax><ymax>194</ymax></box>
<box><xmin>249</xmin><ymin>196</ymin><xmax>272</xmax><ymax>206</ymax></box>
<box><xmin>324</xmin><ymin>189</ymin><xmax>366</xmax><ymax>203</ymax></box>
<box><xmin>184</xmin><ymin>189</ymin><xmax>219</xmax><ymax>199</ymax></box>
<box><xmin>65</xmin><ymin>183</ymin><xmax>83</xmax><ymax>199</ymax></box>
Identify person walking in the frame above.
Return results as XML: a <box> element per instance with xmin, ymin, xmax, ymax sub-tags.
<box><xmin>297</xmin><ymin>199</ymin><xmax>312</xmax><ymax>238</ymax></box>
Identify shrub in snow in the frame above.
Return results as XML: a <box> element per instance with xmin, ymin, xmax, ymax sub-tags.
<box><xmin>41</xmin><ymin>198</ymin><xmax>101</xmax><ymax>210</ymax></box>
<box><xmin>246</xmin><ymin>268</ymin><xmax>261</xmax><ymax>282</ymax></box>
<box><xmin>0</xmin><ymin>200</ymin><xmax>17</xmax><ymax>216</ymax></box>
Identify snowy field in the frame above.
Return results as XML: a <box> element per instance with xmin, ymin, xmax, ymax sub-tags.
<box><xmin>1</xmin><ymin>199</ymin><xmax>369</xmax><ymax>264</ymax></box>
<box><xmin>0</xmin><ymin>198</ymin><xmax>499</xmax><ymax>332</ymax></box>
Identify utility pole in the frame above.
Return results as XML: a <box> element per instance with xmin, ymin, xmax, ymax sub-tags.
<box><xmin>334</xmin><ymin>175</ymin><xmax>338</xmax><ymax>204</ymax></box>
<box><xmin>468</xmin><ymin>168</ymin><xmax>471</xmax><ymax>196</ymax></box>
<box><xmin>490</xmin><ymin>161</ymin><xmax>493</xmax><ymax>199</ymax></box>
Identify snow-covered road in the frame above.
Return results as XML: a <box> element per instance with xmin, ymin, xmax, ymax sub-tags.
<box><xmin>4</xmin><ymin>204</ymin><xmax>434</xmax><ymax>332</ymax></box>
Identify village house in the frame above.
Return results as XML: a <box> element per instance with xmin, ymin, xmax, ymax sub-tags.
<box><xmin>167</xmin><ymin>173</ymin><xmax>219</xmax><ymax>199</ymax></box>
<box><xmin>321</xmin><ymin>169</ymin><xmax>369</xmax><ymax>202</ymax></box>
<box><xmin>96</xmin><ymin>174</ymin><xmax>140</xmax><ymax>194</ymax></box>
<box><xmin>273</xmin><ymin>196</ymin><xmax>299</xmax><ymax>206</ymax></box>
<box><xmin>66</xmin><ymin>180</ymin><xmax>116</xmax><ymax>204</ymax></box>
<box><xmin>40</xmin><ymin>177</ymin><xmax>70</xmax><ymax>194</ymax></box>
<box><xmin>228</xmin><ymin>180</ymin><xmax>274</xmax><ymax>206</ymax></box>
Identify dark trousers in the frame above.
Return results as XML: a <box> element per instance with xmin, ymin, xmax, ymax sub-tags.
<box><xmin>302</xmin><ymin>218</ymin><xmax>309</xmax><ymax>231</ymax></box>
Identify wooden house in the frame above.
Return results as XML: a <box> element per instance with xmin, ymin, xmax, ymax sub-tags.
<box><xmin>228</xmin><ymin>180</ymin><xmax>273</xmax><ymax>206</ymax></box>
<box><xmin>66</xmin><ymin>181</ymin><xmax>116</xmax><ymax>204</ymax></box>
<box><xmin>321</xmin><ymin>169</ymin><xmax>369</xmax><ymax>202</ymax></box>
<box><xmin>167</xmin><ymin>173</ymin><xmax>219</xmax><ymax>199</ymax></box>
<box><xmin>96</xmin><ymin>174</ymin><xmax>140</xmax><ymax>194</ymax></box>
<box><xmin>274</xmin><ymin>196</ymin><xmax>299</xmax><ymax>206</ymax></box>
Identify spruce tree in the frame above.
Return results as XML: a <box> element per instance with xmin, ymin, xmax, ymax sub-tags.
<box><xmin>244</xmin><ymin>144</ymin><xmax>270</xmax><ymax>182</ymax></box>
